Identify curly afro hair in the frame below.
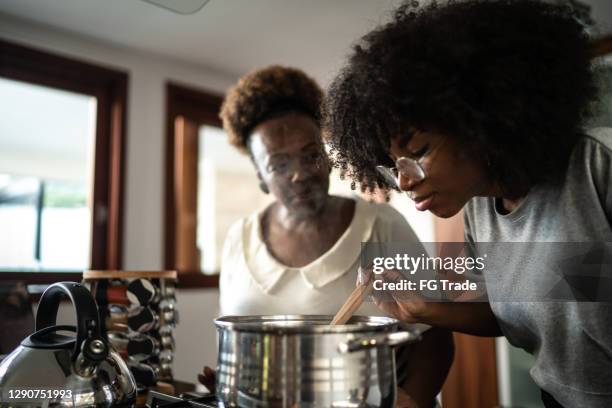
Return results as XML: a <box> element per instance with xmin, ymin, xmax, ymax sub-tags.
<box><xmin>220</xmin><ymin>65</ymin><xmax>323</xmax><ymax>155</ymax></box>
<box><xmin>322</xmin><ymin>0</ymin><xmax>598</xmax><ymax>193</ymax></box>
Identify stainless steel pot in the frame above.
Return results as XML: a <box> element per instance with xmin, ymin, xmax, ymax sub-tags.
<box><xmin>214</xmin><ymin>315</ymin><xmax>420</xmax><ymax>408</ymax></box>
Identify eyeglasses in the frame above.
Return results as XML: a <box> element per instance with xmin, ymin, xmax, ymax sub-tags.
<box><xmin>376</xmin><ymin>156</ymin><xmax>426</xmax><ymax>190</ymax></box>
<box><xmin>265</xmin><ymin>147</ymin><xmax>327</xmax><ymax>176</ymax></box>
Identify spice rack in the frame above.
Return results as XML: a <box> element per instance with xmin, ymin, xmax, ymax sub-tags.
<box><xmin>83</xmin><ymin>270</ymin><xmax>178</xmax><ymax>394</ymax></box>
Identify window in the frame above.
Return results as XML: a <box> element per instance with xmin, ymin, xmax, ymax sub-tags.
<box><xmin>0</xmin><ymin>79</ymin><xmax>95</xmax><ymax>271</ymax></box>
<box><xmin>165</xmin><ymin>83</ymin><xmax>224</xmax><ymax>287</ymax></box>
<box><xmin>0</xmin><ymin>40</ymin><xmax>127</xmax><ymax>283</ymax></box>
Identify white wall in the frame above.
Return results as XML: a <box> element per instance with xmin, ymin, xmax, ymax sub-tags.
<box><xmin>0</xmin><ymin>13</ymin><xmax>233</xmax><ymax>382</ymax></box>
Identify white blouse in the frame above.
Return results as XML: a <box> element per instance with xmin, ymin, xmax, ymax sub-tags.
<box><xmin>219</xmin><ymin>195</ymin><xmax>425</xmax><ymax>321</ymax></box>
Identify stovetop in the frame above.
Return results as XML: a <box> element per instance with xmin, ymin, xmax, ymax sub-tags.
<box><xmin>147</xmin><ymin>390</ymin><xmax>218</xmax><ymax>408</ymax></box>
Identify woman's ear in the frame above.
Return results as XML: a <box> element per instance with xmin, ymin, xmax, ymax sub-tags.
<box><xmin>255</xmin><ymin>170</ymin><xmax>270</xmax><ymax>194</ymax></box>
<box><xmin>249</xmin><ymin>144</ymin><xmax>270</xmax><ymax>194</ymax></box>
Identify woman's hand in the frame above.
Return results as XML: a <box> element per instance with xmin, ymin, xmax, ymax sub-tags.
<box><xmin>396</xmin><ymin>387</ymin><xmax>420</xmax><ymax>408</ymax></box>
<box><xmin>359</xmin><ymin>266</ymin><xmax>429</xmax><ymax>323</ymax></box>
<box><xmin>197</xmin><ymin>366</ymin><xmax>216</xmax><ymax>393</ymax></box>
<box><xmin>360</xmin><ymin>267</ymin><xmax>502</xmax><ymax>336</ymax></box>
<box><xmin>372</xmin><ymin>294</ymin><xmax>428</xmax><ymax>324</ymax></box>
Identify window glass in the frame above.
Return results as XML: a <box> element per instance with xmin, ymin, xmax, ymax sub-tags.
<box><xmin>197</xmin><ymin>125</ymin><xmax>273</xmax><ymax>274</ymax></box>
<box><xmin>0</xmin><ymin>78</ymin><xmax>96</xmax><ymax>271</ymax></box>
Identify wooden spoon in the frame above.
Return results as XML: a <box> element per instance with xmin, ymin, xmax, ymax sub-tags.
<box><xmin>330</xmin><ymin>279</ymin><xmax>373</xmax><ymax>325</ymax></box>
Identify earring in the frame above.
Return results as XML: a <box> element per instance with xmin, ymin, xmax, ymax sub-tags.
<box><xmin>259</xmin><ymin>181</ymin><xmax>269</xmax><ymax>194</ymax></box>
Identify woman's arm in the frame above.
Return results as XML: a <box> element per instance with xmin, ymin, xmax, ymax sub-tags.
<box><xmin>397</xmin><ymin>327</ymin><xmax>454</xmax><ymax>408</ymax></box>
<box><xmin>373</xmin><ymin>204</ymin><xmax>503</xmax><ymax>336</ymax></box>
<box><xmin>374</xmin><ymin>298</ymin><xmax>503</xmax><ymax>337</ymax></box>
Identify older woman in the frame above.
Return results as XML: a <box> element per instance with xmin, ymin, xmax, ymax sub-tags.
<box><xmin>218</xmin><ymin>66</ymin><xmax>424</xmax><ymax>318</ymax></box>
<box><xmin>202</xmin><ymin>65</ymin><xmax>453</xmax><ymax>407</ymax></box>
<box><xmin>323</xmin><ymin>1</ymin><xmax>611</xmax><ymax>407</ymax></box>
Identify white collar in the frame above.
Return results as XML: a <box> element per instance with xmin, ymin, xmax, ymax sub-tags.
<box><xmin>243</xmin><ymin>196</ymin><xmax>379</xmax><ymax>293</ymax></box>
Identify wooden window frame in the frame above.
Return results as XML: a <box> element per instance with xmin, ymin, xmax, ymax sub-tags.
<box><xmin>593</xmin><ymin>34</ymin><xmax>612</xmax><ymax>57</ymax></box>
<box><xmin>0</xmin><ymin>39</ymin><xmax>128</xmax><ymax>284</ymax></box>
<box><xmin>164</xmin><ymin>82</ymin><xmax>224</xmax><ymax>288</ymax></box>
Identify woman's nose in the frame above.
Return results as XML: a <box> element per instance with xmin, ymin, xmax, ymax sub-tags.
<box><xmin>398</xmin><ymin>172</ymin><xmax>420</xmax><ymax>191</ymax></box>
<box><xmin>290</xmin><ymin>164</ymin><xmax>311</xmax><ymax>183</ymax></box>
<box><xmin>290</xmin><ymin>157</ymin><xmax>321</xmax><ymax>183</ymax></box>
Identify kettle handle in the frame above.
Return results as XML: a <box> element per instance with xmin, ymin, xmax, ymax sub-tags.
<box><xmin>36</xmin><ymin>282</ymin><xmax>104</xmax><ymax>361</ymax></box>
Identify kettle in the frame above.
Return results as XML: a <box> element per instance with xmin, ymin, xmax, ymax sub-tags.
<box><xmin>0</xmin><ymin>282</ymin><xmax>137</xmax><ymax>407</ymax></box>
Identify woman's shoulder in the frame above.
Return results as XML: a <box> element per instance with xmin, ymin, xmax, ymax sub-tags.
<box><xmin>342</xmin><ymin>195</ymin><xmax>419</xmax><ymax>242</ymax></box>
<box><xmin>224</xmin><ymin>215</ymin><xmax>249</xmax><ymax>242</ymax></box>
<box><xmin>352</xmin><ymin>195</ymin><xmax>409</xmax><ymax>225</ymax></box>
<box><xmin>585</xmin><ymin>127</ymin><xmax>612</xmax><ymax>143</ymax></box>
<box><xmin>222</xmin><ymin>210</ymin><xmax>262</xmax><ymax>256</ymax></box>
<box><xmin>220</xmin><ymin>210</ymin><xmax>265</xmax><ymax>284</ymax></box>
<box><xmin>373</xmin><ymin>200</ymin><xmax>408</xmax><ymax>223</ymax></box>
<box><xmin>581</xmin><ymin>127</ymin><xmax>612</xmax><ymax>154</ymax></box>
<box><xmin>226</xmin><ymin>205</ymin><xmax>272</xmax><ymax>239</ymax></box>
<box><xmin>331</xmin><ymin>194</ymin><xmax>397</xmax><ymax>222</ymax></box>
<box><xmin>570</xmin><ymin>128</ymin><xmax>612</xmax><ymax>180</ymax></box>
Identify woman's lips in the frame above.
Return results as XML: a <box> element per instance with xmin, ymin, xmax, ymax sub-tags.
<box><xmin>292</xmin><ymin>189</ymin><xmax>321</xmax><ymax>203</ymax></box>
<box><xmin>413</xmin><ymin>193</ymin><xmax>434</xmax><ymax>211</ymax></box>
<box><xmin>293</xmin><ymin>190</ymin><xmax>312</xmax><ymax>199</ymax></box>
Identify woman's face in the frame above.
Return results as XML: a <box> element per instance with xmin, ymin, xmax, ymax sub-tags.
<box><xmin>388</xmin><ymin>130</ymin><xmax>493</xmax><ymax>218</ymax></box>
<box><xmin>249</xmin><ymin>112</ymin><xmax>330</xmax><ymax>217</ymax></box>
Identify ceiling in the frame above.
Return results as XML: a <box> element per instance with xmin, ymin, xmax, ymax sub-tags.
<box><xmin>0</xmin><ymin>0</ymin><xmax>610</xmax><ymax>86</ymax></box>
<box><xmin>0</xmin><ymin>0</ymin><xmax>400</xmax><ymax>85</ymax></box>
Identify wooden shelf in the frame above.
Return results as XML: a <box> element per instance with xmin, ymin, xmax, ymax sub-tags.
<box><xmin>83</xmin><ymin>270</ymin><xmax>177</xmax><ymax>280</ymax></box>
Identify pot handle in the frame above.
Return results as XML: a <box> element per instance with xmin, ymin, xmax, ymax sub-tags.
<box><xmin>337</xmin><ymin>330</ymin><xmax>422</xmax><ymax>354</ymax></box>
<box><xmin>36</xmin><ymin>282</ymin><xmax>106</xmax><ymax>362</ymax></box>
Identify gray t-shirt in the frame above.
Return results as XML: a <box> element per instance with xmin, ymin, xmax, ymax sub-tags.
<box><xmin>464</xmin><ymin>128</ymin><xmax>612</xmax><ymax>407</ymax></box>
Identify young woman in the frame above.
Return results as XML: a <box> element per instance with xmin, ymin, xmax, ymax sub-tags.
<box><xmin>200</xmin><ymin>65</ymin><xmax>453</xmax><ymax>407</ymax></box>
<box><xmin>323</xmin><ymin>1</ymin><xmax>611</xmax><ymax>407</ymax></box>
